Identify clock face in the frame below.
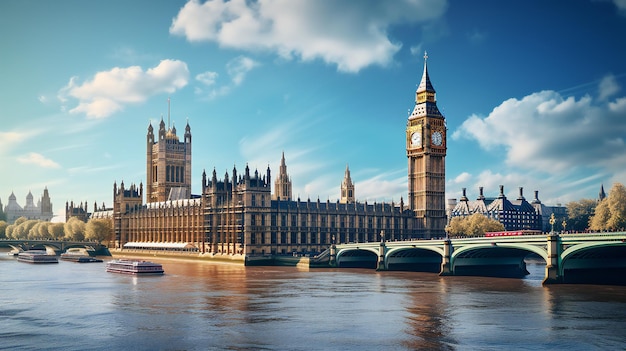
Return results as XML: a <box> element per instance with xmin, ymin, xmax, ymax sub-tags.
<box><xmin>431</xmin><ymin>131</ymin><xmax>443</xmax><ymax>146</ymax></box>
<box><xmin>411</xmin><ymin>132</ymin><xmax>421</xmax><ymax>146</ymax></box>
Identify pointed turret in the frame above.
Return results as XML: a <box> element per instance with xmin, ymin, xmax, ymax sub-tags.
<box><xmin>340</xmin><ymin>164</ymin><xmax>355</xmax><ymax>204</ymax></box>
<box><xmin>416</xmin><ymin>51</ymin><xmax>436</xmax><ymax>101</ymax></box>
<box><xmin>273</xmin><ymin>152</ymin><xmax>292</xmax><ymax>201</ymax></box>
<box><xmin>158</xmin><ymin>116</ymin><xmax>166</xmax><ymax>140</ymax></box>
<box><xmin>147</xmin><ymin>121</ymin><xmax>154</xmax><ymax>144</ymax></box>
<box><xmin>409</xmin><ymin>51</ymin><xmax>443</xmax><ymax>119</ymax></box>
<box><xmin>599</xmin><ymin>184</ymin><xmax>606</xmax><ymax>202</ymax></box>
<box><xmin>184</xmin><ymin>119</ymin><xmax>191</xmax><ymax>143</ymax></box>
<box><xmin>202</xmin><ymin>169</ymin><xmax>207</xmax><ymax>191</ymax></box>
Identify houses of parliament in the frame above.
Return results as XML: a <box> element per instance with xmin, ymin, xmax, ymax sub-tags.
<box><xmin>106</xmin><ymin>55</ymin><xmax>448</xmax><ymax>257</ymax></box>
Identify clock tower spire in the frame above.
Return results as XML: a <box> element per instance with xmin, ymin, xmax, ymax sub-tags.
<box><xmin>406</xmin><ymin>52</ymin><xmax>447</xmax><ymax>239</ymax></box>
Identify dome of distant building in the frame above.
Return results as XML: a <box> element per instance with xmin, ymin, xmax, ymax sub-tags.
<box><xmin>2</xmin><ymin>188</ymin><xmax>53</xmax><ymax>224</ymax></box>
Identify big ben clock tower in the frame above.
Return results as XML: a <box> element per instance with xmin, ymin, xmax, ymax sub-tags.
<box><xmin>406</xmin><ymin>52</ymin><xmax>447</xmax><ymax>238</ymax></box>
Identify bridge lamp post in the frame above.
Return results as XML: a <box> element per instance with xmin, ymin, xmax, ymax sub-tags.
<box><xmin>562</xmin><ymin>220</ymin><xmax>567</xmax><ymax>234</ymax></box>
<box><xmin>376</xmin><ymin>230</ymin><xmax>386</xmax><ymax>271</ymax></box>
<box><xmin>329</xmin><ymin>235</ymin><xmax>338</xmax><ymax>267</ymax></box>
<box><xmin>544</xmin><ymin>213</ymin><xmax>562</xmax><ymax>284</ymax></box>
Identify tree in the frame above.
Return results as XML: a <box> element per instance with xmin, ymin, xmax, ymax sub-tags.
<box><xmin>566</xmin><ymin>199</ymin><xmax>596</xmax><ymax>232</ymax></box>
<box><xmin>85</xmin><ymin>218</ymin><xmax>113</xmax><ymax>243</ymax></box>
<box><xmin>31</xmin><ymin>222</ymin><xmax>53</xmax><ymax>239</ymax></box>
<box><xmin>5</xmin><ymin>224</ymin><xmax>15</xmax><ymax>239</ymax></box>
<box><xmin>64</xmin><ymin>217</ymin><xmax>86</xmax><ymax>241</ymax></box>
<box><xmin>606</xmin><ymin>183</ymin><xmax>626</xmax><ymax>230</ymax></box>
<box><xmin>589</xmin><ymin>182</ymin><xmax>626</xmax><ymax>231</ymax></box>
<box><xmin>446</xmin><ymin>216</ymin><xmax>465</xmax><ymax>236</ymax></box>
<box><xmin>446</xmin><ymin>213</ymin><xmax>505</xmax><ymax>236</ymax></box>
<box><xmin>48</xmin><ymin>223</ymin><xmax>65</xmax><ymax>239</ymax></box>
<box><xmin>589</xmin><ymin>200</ymin><xmax>610</xmax><ymax>231</ymax></box>
<box><xmin>0</xmin><ymin>220</ymin><xmax>7</xmax><ymax>239</ymax></box>
<box><xmin>15</xmin><ymin>219</ymin><xmax>38</xmax><ymax>239</ymax></box>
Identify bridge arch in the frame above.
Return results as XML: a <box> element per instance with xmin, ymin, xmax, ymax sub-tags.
<box><xmin>450</xmin><ymin>243</ymin><xmax>547</xmax><ymax>278</ymax></box>
<box><xmin>452</xmin><ymin>242</ymin><xmax>548</xmax><ymax>262</ymax></box>
<box><xmin>385</xmin><ymin>246</ymin><xmax>444</xmax><ymax>272</ymax></box>
<box><xmin>336</xmin><ymin>248</ymin><xmax>378</xmax><ymax>268</ymax></box>
<box><xmin>0</xmin><ymin>240</ymin><xmax>109</xmax><ymax>256</ymax></box>
<box><xmin>560</xmin><ymin>242</ymin><xmax>626</xmax><ymax>284</ymax></box>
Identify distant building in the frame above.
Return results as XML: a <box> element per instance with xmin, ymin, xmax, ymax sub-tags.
<box><xmin>448</xmin><ymin>186</ymin><xmax>566</xmax><ymax>232</ymax></box>
<box><xmin>530</xmin><ymin>191</ymin><xmax>567</xmax><ymax>232</ymax></box>
<box><xmin>66</xmin><ymin>201</ymin><xmax>113</xmax><ymax>222</ymax></box>
<box><xmin>66</xmin><ymin>201</ymin><xmax>89</xmax><ymax>222</ymax></box>
<box><xmin>1</xmin><ymin>188</ymin><xmax>53</xmax><ymax>224</ymax></box>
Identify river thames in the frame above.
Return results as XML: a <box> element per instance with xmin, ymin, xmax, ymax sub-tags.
<box><xmin>1</xmin><ymin>252</ymin><xmax>625</xmax><ymax>351</ymax></box>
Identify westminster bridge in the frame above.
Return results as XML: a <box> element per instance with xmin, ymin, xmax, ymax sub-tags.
<box><xmin>323</xmin><ymin>232</ymin><xmax>626</xmax><ymax>285</ymax></box>
<box><xmin>0</xmin><ymin>239</ymin><xmax>110</xmax><ymax>256</ymax></box>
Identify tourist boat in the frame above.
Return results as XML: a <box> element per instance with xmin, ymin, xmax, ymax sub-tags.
<box><xmin>17</xmin><ymin>250</ymin><xmax>59</xmax><ymax>264</ymax></box>
<box><xmin>60</xmin><ymin>248</ymin><xmax>103</xmax><ymax>263</ymax></box>
<box><xmin>105</xmin><ymin>259</ymin><xmax>164</xmax><ymax>275</ymax></box>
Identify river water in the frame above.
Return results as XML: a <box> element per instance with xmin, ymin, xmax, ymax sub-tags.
<box><xmin>1</xmin><ymin>252</ymin><xmax>625</xmax><ymax>351</ymax></box>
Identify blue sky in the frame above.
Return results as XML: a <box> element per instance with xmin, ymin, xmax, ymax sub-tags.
<box><xmin>1</xmin><ymin>0</ymin><xmax>626</xmax><ymax>221</ymax></box>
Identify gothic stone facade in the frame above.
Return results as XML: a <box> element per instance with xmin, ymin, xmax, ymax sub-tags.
<box><xmin>113</xmin><ymin>56</ymin><xmax>445</xmax><ymax>255</ymax></box>
<box><xmin>114</xmin><ymin>164</ymin><xmax>418</xmax><ymax>256</ymax></box>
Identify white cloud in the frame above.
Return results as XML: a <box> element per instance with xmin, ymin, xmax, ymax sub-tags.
<box><xmin>227</xmin><ymin>56</ymin><xmax>259</xmax><ymax>85</ymax></box>
<box><xmin>609</xmin><ymin>96</ymin><xmax>626</xmax><ymax>112</ymax></box>
<box><xmin>453</xmin><ymin>88</ymin><xmax>626</xmax><ymax>174</ymax></box>
<box><xmin>196</xmin><ymin>56</ymin><xmax>258</xmax><ymax>99</ymax></box>
<box><xmin>450</xmin><ymin>79</ymin><xmax>626</xmax><ymax>204</ymax></box>
<box><xmin>196</xmin><ymin>71</ymin><xmax>218</xmax><ymax>86</ymax></box>
<box><xmin>17</xmin><ymin>152</ymin><xmax>60</xmax><ymax>169</ymax></box>
<box><xmin>598</xmin><ymin>74</ymin><xmax>620</xmax><ymax>101</ymax></box>
<box><xmin>356</xmin><ymin>170</ymin><xmax>407</xmax><ymax>202</ymax></box>
<box><xmin>0</xmin><ymin>130</ymin><xmax>41</xmax><ymax>154</ymax></box>
<box><xmin>58</xmin><ymin>60</ymin><xmax>189</xmax><ymax>118</ymax></box>
<box><xmin>410</xmin><ymin>44</ymin><xmax>424</xmax><ymax>56</ymax></box>
<box><xmin>614</xmin><ymin>0</ymin><xmax>626</xmax><ymax>15</ymax></box>
<box><xmin>0</xmin><ymin>131</ymin><xmax>30</xmax><ymax>146</ymax></box>
<box><xmin>170</xmin><ymin>0</ymin><xmax>448</xmax><ymax>73</ymax></box>
<box><xmin>452</xmin><ymin>172</ymin><xmax>472</xmax><ymax>184</ymax></box>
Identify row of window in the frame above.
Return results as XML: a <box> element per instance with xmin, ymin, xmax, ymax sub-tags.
<box><xmin>248</xmin><ymin>213</ymin><xmax>406</xmax><ymax>229</ymax></box>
